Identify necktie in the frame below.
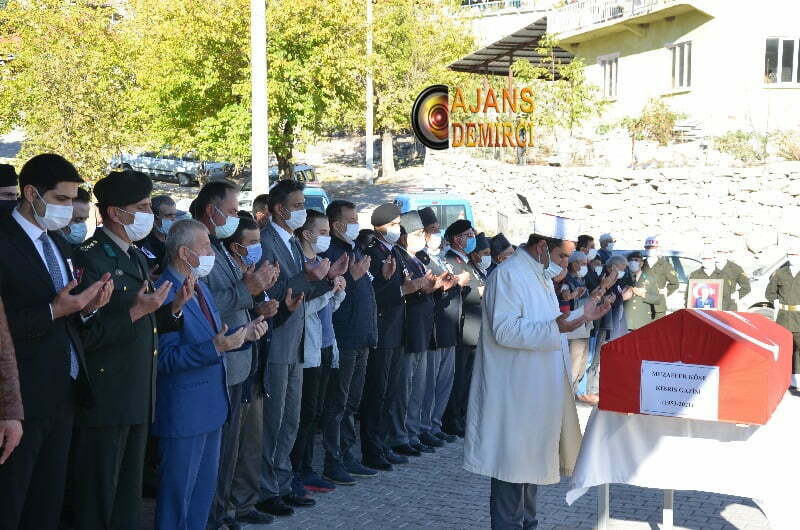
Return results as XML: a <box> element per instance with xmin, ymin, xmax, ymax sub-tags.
<box><xmin>40</xmin><ymin>233</ymin><xmax>79</xmax><ymax>379</ymax></box>
<box><xmin>289</xmin><ymin>236</ymin><xmax>303</xmax><ymax>271</ymax></box>
<box><xmin>194</xmin><ymin>284</ymin><xmax>217</xmax><ymax>333</ymax></box>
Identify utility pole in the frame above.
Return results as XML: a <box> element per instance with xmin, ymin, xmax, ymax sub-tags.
<box><xmin>365</xmin><ymin>0</ymin><xmax>374</xmax><ymax>184</ymax></box>
<box><xmin>251</xmin><ymin>0</ymin><xmax>269</xmax><ymax>195</ymax></box>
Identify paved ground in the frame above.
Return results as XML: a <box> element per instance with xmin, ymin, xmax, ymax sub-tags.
<box><xmin>141</xmin><ymin>404</ymin><xmax>770</xmax><ymax>529</ymax></box>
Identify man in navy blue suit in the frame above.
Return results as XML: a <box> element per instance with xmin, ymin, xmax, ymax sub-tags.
<box><xmin>153</xmin><ymin>219</ymin><xmax>267</xmax><ymax>530</ymax></box>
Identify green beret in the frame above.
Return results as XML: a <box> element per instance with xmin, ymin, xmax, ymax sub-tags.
<box><xmin>371</xmin><ymin>203</ymin><xmax>401</xmax><ymax>227</ymax></box>
<box><xmin>94</xmin><ymin>169</ymin><xmax>153</xmax><ymax>207</ymax></box>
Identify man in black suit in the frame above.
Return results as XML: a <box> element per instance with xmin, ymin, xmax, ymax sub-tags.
<box><xmin>360</xmin><ymin>203</ymin><xmax>420</xmax><ymax>468</ymax></box>
<box><xmin>0</xmin><ymin>154</ymin><xmax>113</xmax><ymax>530</ymax></box>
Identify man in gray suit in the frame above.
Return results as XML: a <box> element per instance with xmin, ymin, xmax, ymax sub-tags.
<box><xmin>255</xmin><ymin>179</ymin><xmax>347</xmax><ymax>517</ymax></box>
<box><xmin>194</xmin><ymin>182</ymin><xmax>279</xmax><ymax>528</ymax></box>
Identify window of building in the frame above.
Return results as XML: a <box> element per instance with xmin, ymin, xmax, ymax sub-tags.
<box><xmin>669</xmin><ymin>41</ymin><xmax>692</xmax><ymax>89</ymax></box>
<box><xmin>764</xmin><ymin>37</ymin><xmax>800</xmax><ymax>84</ymax></box>
<box><xmin>598</xmin><ymin>54</ymin><xmax>619</xmax><ymax>99</ymax></box>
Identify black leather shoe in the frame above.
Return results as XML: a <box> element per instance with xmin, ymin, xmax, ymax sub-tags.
<box><xmin>420</xmin><ymin>432</ymin><xmax>445</xmax><ymax>447</ymax></box>
<box><xmin>384</xmin><ymin>450</ymin><xmax>408</xmax><ymax>465</ymax></box>
<box><xmin>255</xmin><ymin>497</ymin><xmax>294</xmax><ymax>517</ymax></box>
<box><xmin>236</xmin><ymin>509</ymin><xmax>275</xmax><ymax>525</ymax></box>
<box><xmin>283</xmin><ymin>494</ymin><xmax>316</xmax><ymax>508</ymax></box>
<box><xmin>411</xmin><ymin>442</ymin><xmax>435</xmax><ymax>454</ymax></box>
<box><xmin>435</xmin><ymin>431</ymin><xmax>458</xmax><ymax>443</ymax></box>
<box><xmin>392</xmin><ymin>444</ymin><xmax>422</xmax><ymax>457</ymax></box>
<box><xmin>363</xmin><ymin>456</ymin><xmax>393</xmax><ymax>471</ymax></box>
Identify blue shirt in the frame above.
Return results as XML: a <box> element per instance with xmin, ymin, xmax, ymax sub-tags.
<box><xmin>319</xmin><ymin>300</ymin><xmax>335</xmax><ymax>348</ymax></box>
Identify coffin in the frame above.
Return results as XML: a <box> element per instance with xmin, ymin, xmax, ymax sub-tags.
<box><xmin>599</xmin><ymin>309</ymin><xmax>793</xmax><ymax>425</ymax></box>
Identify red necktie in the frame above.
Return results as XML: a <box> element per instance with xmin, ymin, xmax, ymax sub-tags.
<box><xmin>194</xmin><ymin>284</ymin><xmax>217</xmax><ymax>333</ymax></box>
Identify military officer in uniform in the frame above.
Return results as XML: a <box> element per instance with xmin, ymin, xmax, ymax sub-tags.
<box><xmin>73</xmin><ymin>170</ymin><xmax>193</xmax><ymax>530</ymax></box>
<box><xmin>632</xmin><ymin>236</ymin><xmax>679</xmax><ymax>323</ymax></box>
<box><xmin>625</xmin><ymin>251</ymin><xmax>662</xmax><ymax>331</ymax></box>
<box><xmin>766</xmin><ymin>237</ymin><xmax>800</xmax><ymax>389</ymax></box>
<box><xmin>717</xmin><ymin>240</ymin><xmax>751</xmax><ymax>311</ymax></box>
<box><xmin>685</xmin><ymin>250</ymin><xmax>723</xmax><ymax>309</ymax></box>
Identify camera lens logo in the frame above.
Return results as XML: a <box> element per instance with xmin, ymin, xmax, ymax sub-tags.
<box><xmin>411</xmin><ymin>85</ymin><xmax>449</xmax><ymax>150</ymax></box>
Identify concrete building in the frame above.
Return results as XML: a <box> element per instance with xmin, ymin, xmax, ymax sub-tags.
<box><xmin>455</xmin><ymin>0</ymin><xmax>800</xmax><ymax>137</ymax></box>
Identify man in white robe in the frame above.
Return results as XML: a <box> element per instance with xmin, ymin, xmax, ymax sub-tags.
<box><xmin>464</xmin><ymin>226</ymin><xmax>610</xmax><ymax>529</ymax></box>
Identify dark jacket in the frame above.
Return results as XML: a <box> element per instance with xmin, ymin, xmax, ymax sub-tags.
<box><xmin>322</xmin><ymin>235</ymin><xmax>377</xmax><ymax>351</ymax></box>
<box><xmin>140</xmin><ymin>230</ymin><xmax>167</xmax><ymax>275</ymax></box>
<box><xmin>417</xmin><ymin>248</ymin><xmax>461</xmax><ymax>350</ymax></box>
<box><xmin>364</xmin><ymin>239</ymin><xmax>407</xmax><ymax>350</ymax></box>
<box><xmin>0</xmin><ymin>214</ymin><xmax>92</xmax><ymax>419</ymax></box>
<box><xmin>74</xmin><ymin>228</ymin><xmax>182</xmax><ymax>426</ymax></box>
<box><xmin>400</xmin><ymin>247</ymin><xmax>434</xmax><ymax>354</ymax></box>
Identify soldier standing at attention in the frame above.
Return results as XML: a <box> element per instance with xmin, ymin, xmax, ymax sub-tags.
<box><xmin>638</xmin><ymin>236</ymin><xmax>679</xmax><ymax>321</ymax></box>
<box><xmin>766</xmin><ymin>238</ymin><xmax>800</xmax><ymax>390</ymax></box>
<box><xmin>685</xmin><ymin>249</ymin><xmax>724</xmax><ymax>308</ymax></box>
<box><xmin>717</xmin><ymin>239</ymin><xmax>751</xmax><ymax>311</ymax></box>
<box><xmin>72</xmin><ymin>170</ymin><xmax>194</xmax><ymax>530</ymax></box>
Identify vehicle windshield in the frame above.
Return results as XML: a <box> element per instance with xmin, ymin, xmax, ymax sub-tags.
<box><xmin>420</xmin><ymin>204</ymin><xmax>467</xmax><ymax>230</ymax></box>
<box><xmin>305</xmin><ymin>195</ymin><xmax>325</xmax><ymax>213</ymax></box>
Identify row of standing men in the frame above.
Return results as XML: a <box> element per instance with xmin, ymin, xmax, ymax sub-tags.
<box><xmin>0</xmin><ymin>156</ymin><xmax>514</xmax><ymax>530</ymax></box>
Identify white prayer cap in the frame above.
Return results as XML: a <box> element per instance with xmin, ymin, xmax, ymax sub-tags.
<box><xmin>533</xmin><ymin>213</ymin><xmax>581</xmax><ymax>242</ymax></box>
<box><xmin>644</xmin><ymin>235</ymin><xmax>660</xmax><ymax>248</ymax></box>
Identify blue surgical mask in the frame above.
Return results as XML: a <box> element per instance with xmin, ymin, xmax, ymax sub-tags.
<box><xmin>64</xmin><ymin>222</ymin><xmax>87</xmax><ymax>245</ymax></box>
<box><xmin>464</xmin><ymin>237</ymin><xmax>477</xmax><ymax>254</ymax></box>
<box><xmin>240</xmin><ymin>242</ymin><xmax>262</xmax><ymax>266</ymax></box>
<box><xmin>214</xmin><ymin>206</ymin><xmax>240</xmax><ymax>239</ymax></box>
<box><xmin>158</xmin><ymin>217</ymin><xmax>175</xmax><ymax>236</ymax></box>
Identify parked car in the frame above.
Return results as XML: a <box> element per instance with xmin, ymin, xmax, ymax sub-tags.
<box><xmin>109</xmin><ymin>149</ymin><xmax>233</xmax><ymax>187</ymax></box>
<box><xmin>394</xmin><ymin>190</ymin><xmax>475</xmax><ymax>230</ymax></box>
<box><xmin>238</xmin><ymin>174</ymin><xmax>329</xmax><ymax>214</ymax></box>
<box><xmin>268</xmin><ymin>163</ymin><xmax>318</xmax><ymax>184</ymax></box>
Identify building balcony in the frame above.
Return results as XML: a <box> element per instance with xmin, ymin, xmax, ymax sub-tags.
<box><xmin>457</xmin><ymin>0</ymin><xmax>559</xmax><ymax>18</ymax></box>
<box><xmin>548</xmin><ymin>0</ymin><xmax>713</xmax><ymax>45</ymax></box>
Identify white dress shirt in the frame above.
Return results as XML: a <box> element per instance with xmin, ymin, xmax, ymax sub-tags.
<box><xmin>12</xmin><ymin>207</ymin><xmax>69</xmax><ymax>288</ymax></box>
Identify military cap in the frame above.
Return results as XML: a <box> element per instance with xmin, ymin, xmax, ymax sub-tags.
<box><xmin>371</xmin><ymin>203</ymin><xmax>401</xmax><ymax>227</ymax></box>
<box><xmin>0</xmin><ymin>164</ymin><xmax>17</xmax><ymax>187</ymax></box>
<box><xmin>94</xmin><ymin>169</ymin><xmax>153</xmax><ymax>207</ymax></box>
<box><xmin>490</xmin><ymin>233</ymin><xmax>511</xmax><ymax>255</ymax></box>
<box><xmin>474</xmin><ymin>232</ymin><xmax>490</xmax><ymax>253</ymax></box>
<box><xmin>400</xmin><ymin>210</ymin><xmax>423</xmax><ymax>234</ymax></box>
<box><xmin>644</xmin><ymin>235</ymin><xmax>660</xmax><ymax>248</ymax></box>
<box><xmin>418</xmin><ymin>206</ymin><xmax>438</xmax><ymax>228</ymax></box>
<box><xmin>444</xmin><ymin>219</ymin><xmax>472</xmax><ymax>239</ymax></box>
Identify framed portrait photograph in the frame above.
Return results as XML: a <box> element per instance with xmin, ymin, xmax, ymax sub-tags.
<box><xmin>687</xmin><ymin>278</ymin><xmax>724</xmax><ymax>310</ymax></box>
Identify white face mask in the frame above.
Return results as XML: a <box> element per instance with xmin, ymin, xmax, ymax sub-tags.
<box><xmin>607</xmin><ymin>242</ymin><xmax>615</xmax><ymax>251</ymax></box>
<box><xmin>544</xmin><ymin>261</ymin><xmax>563</xmax><ymax>280</ymax></box>
<box><xmin>480</xmin><ymin>255</ymin><xmax>492</xmax><ymax>270</ymax></box>
<box><xmin>407</xmin><ymin>233</ymin><xmax>427</xmax><ymax>255</ymax></box>
<box><xmin>628</xmin><ymin>261</ymin><xmax>641</xmax><ymax>273</ymax></box>
<box><xmin>383</xmin><ymin>225</ymin><xmax>401</xmax><ymax>245</ymax></box>
<box><xmin>788</xmin><ymin>254</ymin><xmax>800</xmax><ymax>267</ymax></box>
<box><xmin>646</xmin><ymin>254</ymin><xmax>659</xmax><ymax>266</ymax></box>
<box><xmin>117</xmin><ymin>208</ymin><xmax>154</xmax><ymax>242</ymax></box>
<box><xmin>285</xmin><ymin>207</ymin><xmax>307</xmax><ymax>231</ymax></box>
<box><xmin>426</xmin><ymin>233</ymin><xmax>442</xmax><ymax>251</ymax></box>
<box><xmin>158</xmin><ymin>218</ymin><xmax>175</xmax><ymax>236</ymax></box>
<box><xmin>578</xmin><ymin>265</ymin><xmax>588</xmax><ymax>278</ymax></box>
<box><xmin>313</xmin><ymin>234</ymin><xmax>331</xmax><ymax>254</ymax></box>
<box><xmin>587</xmin><ymin>248</ymin><xmax>598</xmax><ymax>261</ymax></box>
<box><xmin>702</xmin><ymin>260</ymin><xmax>715</xmax><ymax>274</ymax></box>
<box><xmin>344</xmin><ymin>222</ymin><xmax>360</xmax><ymax>241</ymax></box>
<box><xmin>617</xmin><ymin>269</ymin><xmax>625</xmax><ymax>280</ymax></box>
<box><xmin>594</xmin><ymin>265</ymin><xmax>604</xmax><ymax>276</ymax></box>
<box><xmin>213</xmin><ymin>207</ymin><xmax>240</xmax><ymax>239</ymax></box>
<box><xmin>187</xmin><ymin>249</ymin><xmax>215</xmax><ymax>278</ymax></box>
<box><xmin>32</xmin><ymin>190</ymin><xmax>73</xmax><ymax>231</ymax></box>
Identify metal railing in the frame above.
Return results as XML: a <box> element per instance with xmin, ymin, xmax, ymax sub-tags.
<box><xmin>549</xmin><ymin>0</ymin><xmax>678</xmax><ymax>35</ymax></box>
<box><xmin>458</xmin><ymin>0</ymin><xmax>555</xmax><ymax>16</ymax></box>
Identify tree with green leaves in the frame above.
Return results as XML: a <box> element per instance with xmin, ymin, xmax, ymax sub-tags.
<box><xmin>367</xmin><ymin>0</ymin><xmax>475</xmax><ymax>178</ymax></box>
<box><xmin>0</xmin><ymin>0</ymin><xmax>139</xmax><ymax>181</ymax></box>
<box><xmin>511</xmin><ymin>33</ymin><xmax>605</xmax><ymax>138</ymax></box>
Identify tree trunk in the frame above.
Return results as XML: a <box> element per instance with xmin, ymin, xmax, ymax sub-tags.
<box><xmin>279</xmin><ymin>120</ymin><xmax>294</xmax><ymax>179</ymax></box>
<box><xmin>380</xmin><ymin>129</ymin><xmax>395</xmax><ymax>181</ymax></box>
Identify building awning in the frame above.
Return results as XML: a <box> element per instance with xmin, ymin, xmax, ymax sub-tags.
<box><xmin>448</xmin><ymin>17</ymin><xmax>573</xmax><ymax>77</ymax></box>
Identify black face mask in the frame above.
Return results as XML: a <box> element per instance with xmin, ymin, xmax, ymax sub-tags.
<box><xmin>0</xmin><ymin>200</ymin><xmax>18</xmax><ymax>213</ymax></box>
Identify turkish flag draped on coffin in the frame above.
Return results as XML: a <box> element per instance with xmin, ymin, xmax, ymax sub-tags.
<box><xmin>599</xmin><ymin>309</ymin><xmax>793</xmax><ymax>425</ymax></box>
